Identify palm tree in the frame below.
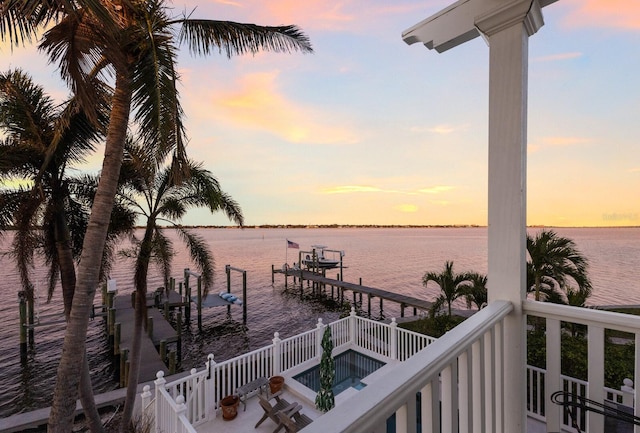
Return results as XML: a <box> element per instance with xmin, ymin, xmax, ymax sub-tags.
<box><xmin>3</xmin><ymin>2</ymin><xmax>312</xmax><ymax>429</ymax></box>
<box><xmin>423</xmin><ymin>261</ymin><xmax>472</xmax><ymax>317</ymax></box>
<box><xmin>117</xmin><ymin>139</ymin><xmax>243</xmax><ymax>428</ymax></box>
<box><xmin>526</xmin><ymin>230</ymin><xmax>591</xmax><ymax>302</ymax></box>
<box><xmin>0</xmin><ymin>69</ymin><xmax>135</xmax><ymax>433</ymax></box>
<box><xmin>460</xmin><ymin>272</ymin><xmax>488</xmax><ymax>311</ymax></box>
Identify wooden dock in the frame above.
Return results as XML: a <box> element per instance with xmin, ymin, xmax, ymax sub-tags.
<box><xmin>272</xmin><ymin>267</ymin><xmax>433</xmax><ymax>317</ymax></box>
<box><xmin>112</xmin><ymin>294</ymin><xmax>179</xmax><ymax>384</ymax></box>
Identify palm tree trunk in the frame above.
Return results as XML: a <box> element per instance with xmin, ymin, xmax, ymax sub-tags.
<box><xmin>54</xmin><ymin>212</ymin><xmax>104</xmax><ymax>432</ymax></box>
<box><xmin>48</xmin><ymin>69</ymin><xmax>132</xmax><ymax>433</ymax></box>
<box><xmin>121</xmin><ymin>226</ymin><xmax>153</xmax><ymax>431</ymax></box>
<box><xmin>80</xmin><ymin>352</ymin><xmax>105</xmax><ymax>433</ymax></box>
<box><xmin>54</xmin><ymin>214</ymin><xmax>76</xmax><ymax>318</ymax></box>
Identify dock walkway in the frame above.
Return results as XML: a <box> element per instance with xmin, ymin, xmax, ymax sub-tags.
<box><xmin>274</xmin><ymin>268</ymin><xmax>432</xmax><ymax>317</ymax></box>
<box><xmin>113</xmin><ymin>294</ymin><xmax>178</xmax><ymax>383</ymax></box>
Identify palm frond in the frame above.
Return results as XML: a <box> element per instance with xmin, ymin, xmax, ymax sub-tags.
<box><xmin>178</xmin><ymin>19</ymin><xmax>313</xmax><ymax>58</ymax></box>
<box><xmin>175</xmin><ymin>227</ymin><xmax>214</xmax><ymax>294</ymax></box>
<box><xmin>1</xmin><ymin>0</ymin><xmax>117</xmax><ymax>47</ymax></box>
<box><xmin>130</xmin><ymin>1</ymin><xmax>185</xmax><ymax>163</ymax></box>
<box><xmin>151</xmin><ymin>229</ymin><xmax>174</xmax><ymax>288</ymax></box>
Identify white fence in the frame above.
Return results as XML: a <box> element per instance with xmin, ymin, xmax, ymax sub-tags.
<box><xmin>524</xmin><ymin>300</ymin><xmax>640</xmax><ymax>433</ymax></box>
<box><xmin>301</xmin><ymin>300</ymin><xmax>514</xmax><ymax>433</ymax></box>
<box><xmin>147</xmin><ymin>301</ymin><xmax>640</xmax><ymax>433</ymax></box>
<box><xmin>147</xmin><ymin>308</ymin><xmax>435</xmax><ymax>432</ymax></box>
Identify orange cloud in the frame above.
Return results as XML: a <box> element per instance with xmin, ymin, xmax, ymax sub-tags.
<box><xmin>562</xmin><ymin>0</ymin><xmax>640</xmax><ymax>30</ymax></box>
<box><xmin>417</xmin><ymin>186</ymin><xmax>455</xmax><ymax>194</ymax></box>
<box><xmin>214</xmin><ymin>71</ymin><xmax>359</xmax><ymax>144</ymax></box>
<box><xmin>323</xmin><ymin>185</ymin><xmax>455</xmax><ymax>195</ymax></box>
<box><xmin>396</xmin><ymin>204</ymin><xmax>418</xmax><ymax>213</ymax></box>
<box><xmin>529</xmin><ymin>136</ymin><xmax>591</xmax><ymax>152</ymax></box>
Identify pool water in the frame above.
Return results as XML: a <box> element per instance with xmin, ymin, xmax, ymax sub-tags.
<box><xmin>293</xmin><ymin>350</ymin><xmax>386</xmax><ymax>396</ymax></box>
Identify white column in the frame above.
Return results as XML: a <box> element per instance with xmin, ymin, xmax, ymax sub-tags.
<box><xmin>205</xmin><ymin>354</ymin><xmax>217</xmax><ymax>419</ymax></box>
<box><xmin>272</xmin><ymin>332</ymin><xmax>281</xmax><ymax>375</ymax></box>
<box><xmin>477</xmin><ymin>3</ymin><xmax>544</xmax><ymax>432</ymax></box>
<box><xmin>546</xmin><ymin>319</ymin><xmax>562</xmax><ymax>432</ymax></box>
<box><xmin>390</xmin><ymin>318</ymin><xmax>398</xmax><ymax>360</ymax></box>
<box><xmin>588</xmin><ymin>325</ymin><xmax>605</xmax><ymax>432</ymax></box>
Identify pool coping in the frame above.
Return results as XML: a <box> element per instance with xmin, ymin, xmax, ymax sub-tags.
<box><xmin>281</xmin><ymin>345</ymin><xmax>401</xmax><ymax>408</ymax></box>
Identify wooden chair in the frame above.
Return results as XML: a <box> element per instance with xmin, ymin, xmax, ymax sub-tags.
<box><xmin>255</xmin><ymin>390</ymin><xmax>291</xmax><ymax>428</ymax></box>
<box><xmin>274</xmin><ymin>404</ymin><xmax>313</xmax><ymax>433</ymax></box>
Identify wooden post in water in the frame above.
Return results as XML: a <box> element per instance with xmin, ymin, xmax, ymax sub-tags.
<box><xmin>18</xmin><ymin>291</ymin><xmax>27</xmax><ymax>359</ymax></box>
<box><xmin>368</xmin><ymin>294</ymin><xmax>372</xmax><ymax>317</ymax></box>
<box><xmin>27</xmin><ymin>295</ymin><xmax>34</xmax><ymax>344</ymax></box>
<box><xmin>124</xmin><ymin>359</ymin><xmax>130</xmax><ymax>387</ymax></box>
<box><xmin>226</xmin><ymin>265</ymin><xmax>231</xmax><ymax>316</ymax></box>
<box><xmin>108</xmin><ymin>307</ymin><xmax>116</xmax><ymax>343</ymax></box>
<box><xmin>242</xmin><ymin>270</ymin><xmax>247</xmax><ymax>324</ymax></box>
<box><xmin>184</xmin><ymin>269</ymin><xmax>191</xmax><ymax>323</ymax></box>
<box><xmin>271</xmin><ymin>265</ymin><xmax>275</xmax><ymax>284</ymax></box>
<box><xmin>114</xmin><ymin>323</ymin><xmax>121</xmax><ymax>355</ymax></box>
<box><xmin>197</xmin><ymin>276</ymin><xmax>202</xmax><ymax>332</ymax></box>
<box><xmin>160</xmin><ymin>340</ymin><xmax>167</xmax><ymax>363</ymax></box>
<box><xmin>177</xmin><ymin>311</ymin><xmax>182</xmax><ymax>362</ymax></box>
<box><xmin>147</xmin><ymin>316</ymin><xmax>154</xmax><ymax>339</ymax></box>
<box><xmin>120</xmin><ymin>349</ymin><xmax>128</xmax><ymax>387</ymax></box>
<box><xmin>169</xmin><ymin>351</ymin><xmax>176</xmax><ymax>374</ymax></box>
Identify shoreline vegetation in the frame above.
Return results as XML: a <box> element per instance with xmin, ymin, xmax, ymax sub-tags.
<box><xmin>2</xmin><ymin>224</ymin><xmax>638</xmax><ymax>231</ymax></box>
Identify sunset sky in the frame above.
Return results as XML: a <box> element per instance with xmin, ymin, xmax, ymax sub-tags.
<box><xmin>2</xmin><ymin>0</ymin><xmax>639</xmax><ymax>227</ymax></box>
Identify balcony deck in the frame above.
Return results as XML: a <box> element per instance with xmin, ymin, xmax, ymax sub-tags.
<box><xmin>190</xmin><ymin>382</ymin><xmax>551</xmax><ymax>433</ymax></box>
<box><xmin>193</xmin><ymin>388</ymin><xmax>321</xmax><ymax>433</ymax></box>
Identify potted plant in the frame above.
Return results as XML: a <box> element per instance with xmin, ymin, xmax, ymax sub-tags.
<box><xmin>220</xmin><ymin>395</ymin><xmax>240</xmax><ymax>420</ymax></box>
<box><xmin>269</xmin><ymin>375</ymin><xmax>285</xmax><ymax>394</ymax></box>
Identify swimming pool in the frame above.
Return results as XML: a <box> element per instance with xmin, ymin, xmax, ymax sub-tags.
<box><xmin>293</xmin><ymin>350</ymin><xmax>386</xmax><ymax>396</ymax></box>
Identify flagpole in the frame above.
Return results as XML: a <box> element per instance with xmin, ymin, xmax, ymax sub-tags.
<box><xmin>285</xmin><ymin>239</ymin><xmax>288</xmax><ymax>268</ymax></box>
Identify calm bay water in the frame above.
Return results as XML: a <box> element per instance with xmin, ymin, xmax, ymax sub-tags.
<box><xmin>0</xmin><ymin>227</ymin><xmax>638</xmax><ymax>417</ymax></box>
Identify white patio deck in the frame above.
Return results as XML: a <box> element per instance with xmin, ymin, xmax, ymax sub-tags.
<box><xmin>193</xmin><ymin>387</ymin><xmax>321</xmax><ymax>433</ymax></box>
<box><xmin>193</xmin><ymin>348</ymin><xmax>402</xmax><ymax>433</ymax></box>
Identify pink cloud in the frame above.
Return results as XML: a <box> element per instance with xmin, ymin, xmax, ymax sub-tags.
<box><xmin>209</xmin><ymin>71</ymin><xmax>359</xmax><ymax>144</ymax></box>
<box><xmin>562</xmin><ymin>0</ymin><xmax>640</xmax><ymax>30</ymax></box>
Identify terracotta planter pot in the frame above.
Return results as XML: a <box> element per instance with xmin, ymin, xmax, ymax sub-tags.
<box><xmin>269</xmin><ymin>375</ymin><xmax>285</xmax><ymax>394</ymax></box>
<box><xmin>220</xmin><ymin>395</ymin><xmax>239</xmax><ymax>420</ymax></box>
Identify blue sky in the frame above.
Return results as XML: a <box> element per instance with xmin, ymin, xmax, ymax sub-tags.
<box><xmin>2</xmin><ymin>0</ymin><xmax>639</xmax><ymax>227</ymax></box>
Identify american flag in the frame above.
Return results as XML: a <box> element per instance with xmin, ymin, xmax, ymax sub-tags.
<box><xmin>287</xmin><ymin>239</ymin><xmax>299</xmax><ymax>249</ymax></box>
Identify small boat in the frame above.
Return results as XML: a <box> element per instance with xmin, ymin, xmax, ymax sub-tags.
<box><xmin>301</xmin><ymin>245</ymin><xmax>344</xmax><ymax>270</ymax></box>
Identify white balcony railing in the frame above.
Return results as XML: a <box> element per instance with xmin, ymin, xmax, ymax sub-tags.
<box><xmin>524</xmin><ymin>300</ymin><xmax>640</xmax><ymax>433</ymax></box>
<box><xmin>147</xmin><ymin>299</ymin><xmax>640</xmax><ymax>433</ymax></box>
<box><xmin>301</xmin><ymin>300</ymin><xmax>514</xmax><ymax>433</ymax></box>
<box><xmin>147</xmin><ymin>308</ymin><xmax>435</xmax><ymax>432</ymax></box>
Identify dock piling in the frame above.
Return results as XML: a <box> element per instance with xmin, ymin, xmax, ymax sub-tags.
<box><xmin>114</xmin><ymin>323</ymin><xmax>121</xmax><ymax>355</ymax></box>
<box><xmin>197</xmin><ymin>276</ymin><xmax>202</xmax><ymax>332</ymax></box>
<box><xmin>18</xmin><ymin>292</ymin><xmax>27</xmax><ymax>358</ymax></box>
